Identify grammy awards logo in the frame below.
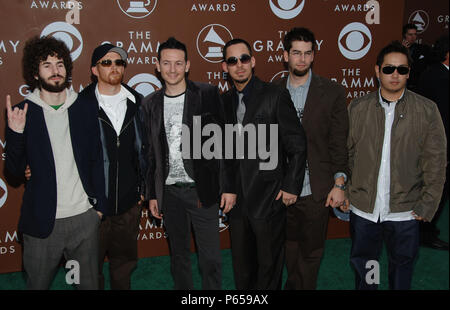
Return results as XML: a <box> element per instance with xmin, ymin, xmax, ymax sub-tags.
<box><xmin>117</xmin><ymin>0</ymin><xmax>158</xmax><ymax>18</ymax></box>
<box><xmin>196</xmin><ymin>24</ymin><xmax>233</xmax><ymax>63</ymax></box>
<box><xmin>269</xmin><ymin>0</ymin><xmax>305</xmax><ymax>19</ymax></box>
<box><xmin>408</xmin><ymin>10</ymin><xmax>430</xmax><ymax>34</ymax></box>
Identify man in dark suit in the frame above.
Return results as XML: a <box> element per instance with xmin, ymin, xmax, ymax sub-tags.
<box><xmin>221</xmin><ymin>38</ymin><xmax>307</xmax><ymax>289</ymax></box>
<box><xmin>141</xmin><ymin>37</ymin><xmax>236</xmax><ymax>289</ymax></box>
<box><xmin>402</xmin><ymin>23</ymin><xmax>431</xmax><ymax>93</ymax></box>
<box><xmin>274</xmin><ymin>27</ymin><xmax>349</xmax><ymax>289</ymax></box>
<box><xmin>417</xmin><ymin>34</ymin><xmax>449</xmax><ymax>251</ymax></box>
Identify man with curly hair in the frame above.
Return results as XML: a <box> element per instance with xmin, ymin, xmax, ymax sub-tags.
<box><xmin>5</xmin><ymin>36</ymin><xmax>106</xmax><ymax>289</ymax></box>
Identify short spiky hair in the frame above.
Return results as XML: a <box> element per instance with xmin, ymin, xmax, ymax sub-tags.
<box><xmin>283</xmin><ymin>27</ymin><xmax>316</xmax><ymax>53</ymax></box>
<box><xmin>376</xmin><ymin>40</ymin><xmax>412</xmax><ymax>67</ymax></box>
<box><xmin>157</xmin><ymin>37</ymin><xmax>188</xmax><ymax>61</ymax></box>
<box><xmin>22</xmin><ymin>35</ymin><xmax>73</xmax><ymax>91</ymax></box>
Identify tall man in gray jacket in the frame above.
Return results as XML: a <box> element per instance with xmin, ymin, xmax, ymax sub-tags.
<box><xmin>343</xmin><ymin>41</ymin><xmax>447</xmax><ymax>289</ymax></box>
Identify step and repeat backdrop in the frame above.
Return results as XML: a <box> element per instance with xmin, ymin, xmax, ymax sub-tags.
<box><xmin>0</xmin><ymin>0</ymin><xmax>447</xmax><ymax>273</ymax></box>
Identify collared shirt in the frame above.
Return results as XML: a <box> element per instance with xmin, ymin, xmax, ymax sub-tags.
<box><xmin>351</xmin><ymin>89</ymin><xmax>415</xmax><ymax>223</ymax></box>
<box><xmin>286</xmin><ymin>70</ymin><xmax>346</xmax><ymax>197</ymax></box>
<box><xmin>234</xmin><ymin>75</ymin><xmax>255</xmax><ymax>112</ymax></box>
<box><xmin>286</xmin><ymin>70</ymin><xmax>312</xmax><ymax>197</ymax></box>
<box><xmin>443</xmin><ymin>63</ymin><xmax>449</xmax><ymax>70</ymax></box>
<box><xmin>95</xmin><ymin>84</ymin><xmax>135</xmax><ymax>136</ymax></box>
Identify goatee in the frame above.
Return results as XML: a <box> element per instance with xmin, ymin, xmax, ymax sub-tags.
<box><xmin>108</xmin><ymin>71</ymin><xmax>123</xmax><ymax>85</ymax></box>
<box><xmin>235</xmin><ymin>77</ymin><xmax>249</xmax><ymax>84</ymax></box>
<box><xmin>292</xmin><ymin>69</ymin><xmax>309</xmax><ymax>77</ymax></box>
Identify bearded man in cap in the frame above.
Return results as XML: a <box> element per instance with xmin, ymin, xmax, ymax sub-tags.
<box><xmin>78</xmin><ymin>43</ymin><xmax>148</xmax><ymax>290</ymax></box>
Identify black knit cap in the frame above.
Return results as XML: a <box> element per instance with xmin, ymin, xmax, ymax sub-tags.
<box><xmin>91</xmin><ymin>43</ymin><xmax>127</xmax><ymax>67</ymax></box>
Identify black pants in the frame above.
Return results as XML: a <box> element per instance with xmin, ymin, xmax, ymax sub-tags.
<box><xmin>163</xmin><ymin>185</ymin><xmax>221</xmax><ymax>290</ymax></box>
<box><xmin>98</xmin><ymin>204</ymin><xmax>141</xmax><ymax>290</ymax></box>
<box><xmin>350</xmin><ymin>212</ymin><xmax>420</xmax><ymax>290</ymax></box>
<box><xmin>284</xmin><ymin>195</ymin><xmax>329</xmax><ymax>290</ymax></box>
<box><xmin>229</xmin><ymin>203</ymin><xmax>286</xmax><ymax>290</ymax></box>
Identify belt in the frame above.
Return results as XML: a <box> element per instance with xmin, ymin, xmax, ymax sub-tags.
<box><xmin>171</xmin><ymin>182</ymin><xmax>196</xmax><ymax>188</ymax></box>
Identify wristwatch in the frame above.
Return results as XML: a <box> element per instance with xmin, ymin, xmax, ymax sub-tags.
<box><xmin>334</xmin><ymin>183</ymin><xmax>346</xmax><ymax>191</ymax></box>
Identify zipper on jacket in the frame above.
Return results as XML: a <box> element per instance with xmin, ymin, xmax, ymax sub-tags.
<box><xmin>116</xmin><ymin>135</ymin><xmax>120</xmax><ymax>214</ymax></box>
<box><xmin>115</xmin><ymin>118</ymin><xmax>134</xmax><ymax>214</ymax></box>
<box><xmin>99</xmin><ymin>116</ymin><xmax>134</xmax><ymax>214</ymax></box>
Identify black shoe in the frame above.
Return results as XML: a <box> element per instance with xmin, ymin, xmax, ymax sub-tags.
<box><xmin>421</xmin><ymin>236</ymin><xmax>449</xmax><ymax>251</ymax></box>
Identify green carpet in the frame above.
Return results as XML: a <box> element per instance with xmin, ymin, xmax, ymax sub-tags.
<box><xmin>0</xmin><ymin>202</ymin><xmax>447</xmax><ymax>290</ymax></box>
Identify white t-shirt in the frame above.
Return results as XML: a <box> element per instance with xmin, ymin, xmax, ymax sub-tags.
<box><xmin>163</xmin><ymin>93</ymin><xmax>194</xmax><ymax>185</ymax></box>
<box><xmin>96</xmin><ymin>85</ymin><xmax>135</xmax><ymax>136</ymax></box>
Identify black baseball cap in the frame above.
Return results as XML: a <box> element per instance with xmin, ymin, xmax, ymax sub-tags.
<box><xmin>91</xmin><ymin>43</ymin><xmax>127</xmax><ymax>67</ymax></box>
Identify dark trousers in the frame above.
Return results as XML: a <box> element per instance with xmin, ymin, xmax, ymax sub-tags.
<box><xmin>284</xmin><ymin>195</ymin><xmax>330</xmax><ymax>290</ymax></box>
<box><xmin>163</xmin><ymin>185</ymin><xmax>221</xmax><ymax>290</ymax></box>
<box><xmin>229</xmin><ymin>204</ymin><xmax>286</xmax><ymax>290</ymax></box>
<box><xmin>350</xmin><ymin>212</ymin><xmax>420</xmax><ymax>290</ymax></box>
<box><xmin>98</xmin><ymin>204</ymin><xmax>141</xmax><ymax>290</ymax></box>
<box><xmin>22</xmin><ymin>208</ymin><xmax>100</xmax><ymax>290</ymax></box>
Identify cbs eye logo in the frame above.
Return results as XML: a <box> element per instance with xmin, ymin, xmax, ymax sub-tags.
<box><xmin>269</xmin><ymin>0</ymin><xmax>305</xmax><ymax>19</ymax></box>
<box><xmin>338</xmin><ymin>22</ymin><xmax>372</xmax><ymax>60</ymax></box>
<box><xmin>127</xmin><ymin>73</ymin><xmax>162</xmax><ymax>97</ymax></box>
<box><xmin>41</xmin><ymin>22</ymin><xmax>83</xmax><ymax>61</ymax></box>
<box><xmin>0</xmin><ymin>177</ymin><xmax>8</xmax><ymax>209</ymax></box>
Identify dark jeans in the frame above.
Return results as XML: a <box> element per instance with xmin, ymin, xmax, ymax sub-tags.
<box><xmin>350</xmin><ymin>212</ymin><xmax>420</xmax><ymax>290</ymax></box>
<box><xmin>163</xmin><ymin>185</ymin><xmax>221</xmax><ymax>290</ymax></box>
<box><xmin>98</xmin><ymin>204</ymin><xmax>141</xmax><ymax>290</ymax></box>
<box><xmin>284</xmin><ymin>195</ymin><xmax>329</xmax><ymax>290</ymax></box>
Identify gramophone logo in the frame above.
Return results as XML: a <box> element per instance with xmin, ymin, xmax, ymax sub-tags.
<box><xmin>117</xmin><ymin>0</ymin><xmax>158</xmax><ymax>19</ymax></box>
<box><xmin>196</xmin><ymin>24</ymin><xmax>233</xmax><ymax>63</ymax></box>
<box><xmin>270</xmin><ymin>70</ymin><xmax>289</xmax><ymax>82</ymax></box>
<box><xmin>408</xmin><ymin>10</ymin><xmax>429</xmax><ymax>34</ymax></box>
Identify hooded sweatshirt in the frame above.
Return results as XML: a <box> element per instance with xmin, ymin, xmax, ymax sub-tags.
<box><xmin>27</xmin><ymin>89</ymin><xmax>92</xmax><ymax>219</ymax></box>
